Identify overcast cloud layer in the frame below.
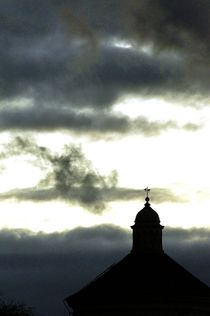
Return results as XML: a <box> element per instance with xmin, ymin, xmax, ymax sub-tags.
<box><xmin>1</xmin><ymin>3</ymin><xmax>210</xmax><ymax>316</ymax></box>
<box><xmin>0</xmin><ymin>225</ymin><xmax>210</xmax><ymax>316</ymax></box>
<box><xmin>0</xmin><ymin>0</ymin><xmax>208</xmax><ymax>135</ymax></box>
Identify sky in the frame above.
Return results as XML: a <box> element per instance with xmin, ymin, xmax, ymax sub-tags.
<box><xmin>0</xmin><ymin>0</ymin><xmax>210</xmax><ymax>315</ymax></box>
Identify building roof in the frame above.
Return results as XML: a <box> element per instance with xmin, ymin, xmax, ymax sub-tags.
<box><xmin>65</xmin><ymin>195</ymin><xmax>210</xmax><ymax>309</ymax></box>
<box><xmin>65</xmin><ymin>251</ymin><xmax>210</xmax><ymax>308</ymax></box>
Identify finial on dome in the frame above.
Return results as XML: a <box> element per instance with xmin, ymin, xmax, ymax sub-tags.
<box><xmin>144</xmin><ymin>187</ymin><xmax>150</xmax><ymax>205</ymax></box>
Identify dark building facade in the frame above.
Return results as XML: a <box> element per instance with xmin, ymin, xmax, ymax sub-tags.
<box><xmin>64</xmin><ymin>196</ymin><xmax>210</xmax><ymax>315</ymax></box>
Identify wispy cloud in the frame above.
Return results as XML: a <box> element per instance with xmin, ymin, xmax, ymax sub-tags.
<box><xmin>0</xmin><ymin>136</ymin><xmax>118</xmax><ymax>213</ymax></box>
<box><xmin>0</xmin><ymin>186</ymin><xmax>185</xmax><ymax>205</ymax></box>
<box><xmin>0</xmin><ymin>137</ymin><xmax>185</xmax><ymax>211</ymax></box>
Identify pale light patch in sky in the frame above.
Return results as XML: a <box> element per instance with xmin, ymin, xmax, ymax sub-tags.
<box><xmin>35</xmin><ymin>132</ymin><xmax>78</xmax><ymax>152</ymax></box>
<box><xmin>107</xmin><ymin>39</ymin><xmax>155</xmax><ymax>58</ymax></box>
<box><xmin>107</xmin><ymin>38</ymin><xmax>133</xmax><ymax>49</ymax></box>
<box><xmin>102</xmin><ymin>200</ymin><xmax>210</xmax><ymax>229</ymax></box>
<box><xmin>0</xmin><ymin>197</ymin><xmax>208</xmax><ymax>233</ymax></box>
<box><xmin>0</xmin><ymin>157</ymin><xmax>43</xmax><ymax>192</ymax></box>
<box><xmin>113</xmin><ymin>97</ymin><xmax>203</xmax><ymax>125</ymax></box>
<box><xmin>84</xmin><ymin>97</ymin><xmax>210</xmax><ymax>192</ymax></box>
<box><xmin>0</xmin><ymin>97</ymin><xmax>33</xmax><ymax>110</ymax></box>
<box><xmin>0</xmin><ymin>132</ymin><xmax>15</xmax><ymax>146</ymax></box>
<box><xmin>138</xmin><ymin>44</ymin><xmax>154</xmax><ymax>55</ymax></box>
<box><xmin>0</xmin><ymin>201</ymin><xmax>102</xmax><ymax>233</ymax></box>
<box><xmin>159</xmin><ymin>201</ymin><xmax>210</xmax><ymax>229</ymax></box>
<box><xmin>83</xmin><ymin>129</ymin><xmax>210</xmax><ymax>192</ymax></box>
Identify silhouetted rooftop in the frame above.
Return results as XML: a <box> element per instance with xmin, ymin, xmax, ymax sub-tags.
<box><xmin>65</xmin><ymin>193</ymin><xmax>210</xmax><ymax>311</ymax></box>
<box><xmin>66</xmin><ymin>252</ymin><xmax>210</xmax><ymax>308</ymax></box>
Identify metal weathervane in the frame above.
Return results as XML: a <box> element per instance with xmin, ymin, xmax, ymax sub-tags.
<box><xmin>144</xmin><ymin>187</ymin><xmax>150</xmax><ymax>199</ymax></box>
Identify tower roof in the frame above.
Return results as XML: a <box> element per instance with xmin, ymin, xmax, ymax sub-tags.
<box><xmin>135</xmin><ymin>197</ymin><xmax>160</xmax><ymax>224</ymax></box>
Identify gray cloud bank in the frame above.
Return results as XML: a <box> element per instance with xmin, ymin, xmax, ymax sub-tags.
<box><xmin>0</xmin><ymin>106</ymin><xmax>200</xmax><ymax>136</ymax></box>
<box><xmin>0</xmin><ymin>186</ymin><xmax>184</xmax><ymax>206</ymax></box>
<box><xmin>0</xmin><ymin>0</ymin><xmax>206</xmax><ymax>136</ymax></box>
<box><xmin>0</xmin><ymin>225</ymin><xmax>209</xmax><ymax>316</ymax></box>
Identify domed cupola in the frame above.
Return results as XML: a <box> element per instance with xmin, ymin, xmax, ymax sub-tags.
<box><xmin>135</xmin><ymin>197</ymin><xmax>160</xmax><ymax>224</ymax></box>
<box><xmin>131</xmin><ymin>189</ymin><xmax>164</xmax><ymax>254</ymax></box>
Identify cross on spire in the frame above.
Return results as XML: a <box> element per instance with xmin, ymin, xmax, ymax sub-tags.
<box><xmin>144</xmin><ymin>187</ymin><xmax>151</xmax><ymax>205</ymax></box>
<box><xmin>144</xmin><ymin>187</ymin><xmax>150</xmax><ymax>198</ymax></box>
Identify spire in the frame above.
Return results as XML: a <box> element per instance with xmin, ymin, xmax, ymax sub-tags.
<box><xmin>131</xmin><ymin>188</ymin><xmax>164</xmax><ymax>254</ymax></box>
<box><xmin>144</xmin><ymin>187</ymin><xmax>150</xmax><ymax>206</ymax></box>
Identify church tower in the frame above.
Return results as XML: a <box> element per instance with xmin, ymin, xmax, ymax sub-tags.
<box><xmin>131</xmin><ymin>193</ymin><xmax>164</xmax><ymax>254</ymax></box>
<box><xmin>64</xmin><ymin>190</ymin><xmax>210</xmax><ymax>316</ymax></box>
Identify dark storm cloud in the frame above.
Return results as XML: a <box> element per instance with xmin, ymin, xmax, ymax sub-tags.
<box><xmin>0</xmin><ymin>0</ymin><xmax>207</xmax><ymax>135</ymax></box>
<box><xmin>124</xmin><ymin>0</ymin><xmax>210</xmax><ymax>61</ymax></box>
<box><xmin>0</xmin><ymin>225</ymin><xmax>210</xmax><ymax>316</ymax></box>
<box><xmin>0</xmin><ymin>105</ymin><xmax>200</xmax><ymax>135</ymax></box>
<box><xmin>0</xmin><ymin>42</ymin><xmax>183</xmax><ymax>108</ymax></box>
<box><xmin>0</xmin><ymin>225</ymin><xmax>130</xmax><ymax>316</ymax></box>
<box><xmin>119</xmin><ymin>0</ymin><xmax>210</xmax><ymax>95</ymax></box>
<box><xmin>164</xmin><ymin>227</ymin><xmax>210</xmax><ymax>285</ymax></box>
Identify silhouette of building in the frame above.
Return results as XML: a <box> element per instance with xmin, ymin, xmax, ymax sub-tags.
<box><xmin>64</xmin><ymin>194</ymin><xmax>210</xmax><ymax>315</ymax></box>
